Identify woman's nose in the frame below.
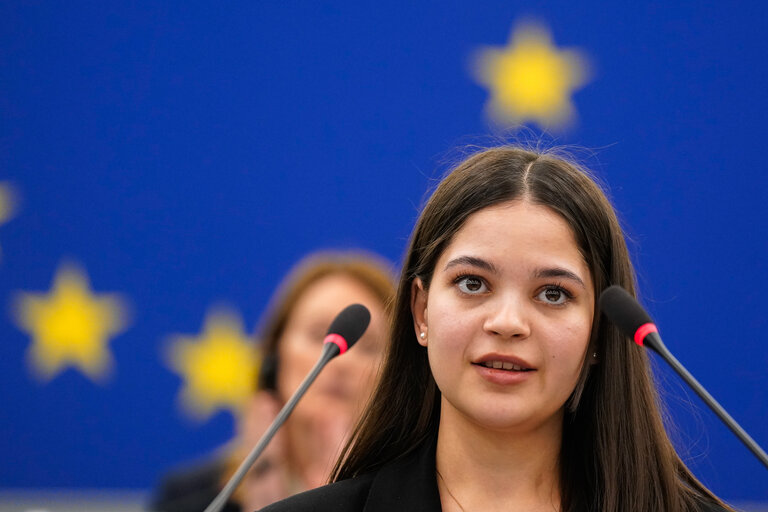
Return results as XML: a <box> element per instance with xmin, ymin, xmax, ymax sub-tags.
<box><xmin>482</xmin><ymin>294</ymin><xmax>532</xmax><ymax>340</ymax></box>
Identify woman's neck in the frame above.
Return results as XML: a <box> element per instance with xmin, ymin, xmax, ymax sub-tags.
<box><xmin>435</xmin><ymin>403</ymin><xmax>563</xmax><ymax>512</ymax></box>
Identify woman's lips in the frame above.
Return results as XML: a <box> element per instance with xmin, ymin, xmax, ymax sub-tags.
<box><xmin>472</xmin><ymin>354</ymin><xmax>536</xmax><ymax>385</ymax></box>
<box><xmin>473</xmin><ymin>364</ymin><xmax>536</xmax><ymax>385</ymax></box>
<box><xmin>473</xmin><ymin>353</ymin><xmax>535</xmax><ymax>370</ymax></box>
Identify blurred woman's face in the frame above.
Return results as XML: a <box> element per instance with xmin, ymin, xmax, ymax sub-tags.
<box><xmin>275</xmin><ymin>272</ymin><xmax>388</xmax><ymax>481</ymax></box>
<box><xmin>276</xmin><ymin>273</ymin><xmax>387</xmax><ymax>410</ymax></box>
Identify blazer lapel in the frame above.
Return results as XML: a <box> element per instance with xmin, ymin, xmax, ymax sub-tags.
<box><xmin>363</xmin><ymin>438</ymin><xmax>442</xmax><ymax>512</ymax></box>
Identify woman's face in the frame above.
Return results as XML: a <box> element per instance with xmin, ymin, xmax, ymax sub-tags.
<box><xmin>276</xmin><ymin>272</ymin><xmax>388</xmax><ymax>424</ymax></box>
<box><xmin>412</xmin><ymin>200</ymin><xmax>594</xmax><ymax>433</ymax></box>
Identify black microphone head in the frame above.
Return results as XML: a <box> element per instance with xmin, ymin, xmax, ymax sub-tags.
<box><xmin>598</xmin><ymin>285</ymin><xmax>654</xmax><ymax>342</ymax></box>
<box><xmin>326</xmin><ymin>303</ymin><xmax>371</xmax><ymax>351</ymax></box>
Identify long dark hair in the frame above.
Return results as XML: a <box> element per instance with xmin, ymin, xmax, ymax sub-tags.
<box><xmin>331</xmin><ymin>147</ymin><xmax>731</xmax><ymax>512</ymax></box>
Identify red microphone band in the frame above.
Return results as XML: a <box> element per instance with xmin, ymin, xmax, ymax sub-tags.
<box><xmin>633</xmin><ymin>322</ymin><xmax>658</xmax><ymax>346</ymax></box>
<box><xmin>324</xmin><ymin>333</ymin><xmax>348</xmax><ymax>354</ymax></box>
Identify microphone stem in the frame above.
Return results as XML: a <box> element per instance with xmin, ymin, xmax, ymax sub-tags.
<box><xmin>204</xmin><ymin>344</ymin><xmax>338</xmax><ymax>512</ymax></box>
<box><xmin>649</xmin><ymin>333</ymin><xmax>768</xmax><ymax>469</ymax></box>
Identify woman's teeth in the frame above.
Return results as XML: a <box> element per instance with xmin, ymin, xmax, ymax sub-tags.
<box><xmin>482</xmin><ymin>361</ymin><xmax>528</xmax><ymax>371</ymax></box>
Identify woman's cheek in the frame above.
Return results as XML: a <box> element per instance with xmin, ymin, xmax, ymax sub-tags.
<box><xmin>549</xmin><ymin>321</ymin><xmax>591</xmax><ymax>376</ymax></box>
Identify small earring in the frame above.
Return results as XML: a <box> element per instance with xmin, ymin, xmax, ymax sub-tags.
<box><xmin>593</xmin><ymin>352</ymin><xmax>598</xmax><ymax>359</ymax></box>
<box><xmin>420</xmin><ymin>332</ymin><xmax>426</xmax><ymax>339</ymax></box>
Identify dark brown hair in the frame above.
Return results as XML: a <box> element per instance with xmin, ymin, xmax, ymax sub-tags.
<box><xmin>332</xmin><ymin>147</ymin><xmax>731</xmax><ymax>512</ymax></box>
<box><xmin>256</xmin><ymin>250</ymin><xmax>396</xmax><ymax>391</ymax></box>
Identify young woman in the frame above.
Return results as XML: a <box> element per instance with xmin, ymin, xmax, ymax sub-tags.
<box><xmin>151</xmin><ymin>250</ymin><xmax>396</xmax><ymax>512</ymax></box>
<box><xmin>259</xmin><ymin>147</ymin><xmax>733</xmax><ymax>512</ymax></box>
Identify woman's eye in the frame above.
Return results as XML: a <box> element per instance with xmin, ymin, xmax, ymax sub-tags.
<box><xmin>456</xmin><ymin>276</ymin><xmax>488</xmax><ymax>294</ymax></box>
<box><xmin>537</xmin><ymin>286</ymin><xmax>569</xmax><ymax>305</ymax></box>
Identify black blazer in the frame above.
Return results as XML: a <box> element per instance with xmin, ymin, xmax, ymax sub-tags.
<box><xmin>257</xmin><ymin>437</ymin><xmax>732</xmax><ymax>512</ymax></box>
<box><xmin>258</xmin><ymin>437</ymin><xmax>441</xmax><ymax>512</ymax></box>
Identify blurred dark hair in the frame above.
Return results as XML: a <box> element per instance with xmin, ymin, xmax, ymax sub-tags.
<box><xmin>332</xmin><ymin>147</ymin><xmax>732</xmax><ymax>512</ymax></box>
<box><xmin>256</xmin><ymin>250</ymin><xmax>396</xmax><ymax>391</ymax></box>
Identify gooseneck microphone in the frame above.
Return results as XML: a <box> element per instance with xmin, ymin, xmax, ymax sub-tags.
<box><xmin>204</xmin><ymin>303</ymin><xmax>372</xmax><ymax>512</ymax></box>
<box><xmin>599</xmin><ymin>285</ymin><xmax>768</xmax><ymax>470</ymax></box>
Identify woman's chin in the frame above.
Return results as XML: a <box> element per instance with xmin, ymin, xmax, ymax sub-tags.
<box><xmin>447</xmin><ymin>398</ymin><xmax>562</xmax><ymax>435</ymax></box>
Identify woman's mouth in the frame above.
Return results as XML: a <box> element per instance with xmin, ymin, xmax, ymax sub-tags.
<box><xmin>475</xmin><ymin>360</ymin><xmax>534</xmax><ymax>372</ymax></box>
<box><xmin>472</xmin><ymin>358</ymin><xmax>536</xmax><ymax>385</ymax></box>
<box><xmin>471</xmin><ymin>355</ymin><xmax>537</xmax><ymax>384</ymax></box>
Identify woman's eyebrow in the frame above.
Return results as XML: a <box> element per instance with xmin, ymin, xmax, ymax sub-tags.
<box><xmin>535</xmin><ymin>267</ymin><xmax>586</xmax><ymax>288</ymax></box>
<box><xmin>444</xmin><ymin>255</ymin><xmax>498</xmax><ymax>274</ymax></box>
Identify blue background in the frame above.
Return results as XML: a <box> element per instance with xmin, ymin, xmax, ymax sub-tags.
<box><xmin>1</xmin><ymin>0</ymin><xmax>766</xmax><ymax>504</ymax></box>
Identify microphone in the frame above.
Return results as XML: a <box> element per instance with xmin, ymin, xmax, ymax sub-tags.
<box><xmin>598</xmin><ymin>285</ymin><xmax>768</xmax><ymax>470</ymax></box>
<box><xmin>598</xmin><ymin>286</ymin><xmax>662</xmax><ymax>353</ymax></box>
<box><xmin>204</xmin><ymin>303</ymin><xmax>372</xmax><ymax>512</ymax></box>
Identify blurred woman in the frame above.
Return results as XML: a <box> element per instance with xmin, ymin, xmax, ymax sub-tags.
<box><xmin>151</xmin><ymin>250</ymin><xmax>395</xmax><ymax>511</ymax></box>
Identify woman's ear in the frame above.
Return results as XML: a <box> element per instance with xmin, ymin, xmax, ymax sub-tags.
<box><xmin>411</xmin><ymin>277</ymin><xmax>428</xmax><ymax>347</ymax></box>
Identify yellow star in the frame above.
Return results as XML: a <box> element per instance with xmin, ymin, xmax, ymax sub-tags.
<box><xmin>13</xmin><ymin>263</ymin><xmax>129</xmax><ymax>382</ymax></box>
<box><xmin>166</xmin><ymin>307</ymin><xmax>259</xmax><ymax>421</ymax></box>
<box><xmin>472</xmin><ymin>21</ymin><xmax>590</xmax><ymax>129</ymax></box>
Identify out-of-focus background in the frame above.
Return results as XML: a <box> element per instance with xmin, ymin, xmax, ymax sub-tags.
<box><xmin>1</xmin><ymin>2</ymin><xmax>767</xmax><ymax>510</ymax></box>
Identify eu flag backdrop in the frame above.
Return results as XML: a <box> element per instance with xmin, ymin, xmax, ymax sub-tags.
<box><xmin>1</xmin><ymin>1</ymin><xmax>767</xmax><ymax>507</ymax></box>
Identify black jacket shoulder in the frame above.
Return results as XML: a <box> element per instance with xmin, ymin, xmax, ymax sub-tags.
<box><xmin>258</xmin><ymin>437</ymin><xmax>441</xmax><ymax>512</ymax></box>
<box><xmin>257</xmin><ymin>473</ymin><xmax>375</xmax><ymax>512</ymax></box>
